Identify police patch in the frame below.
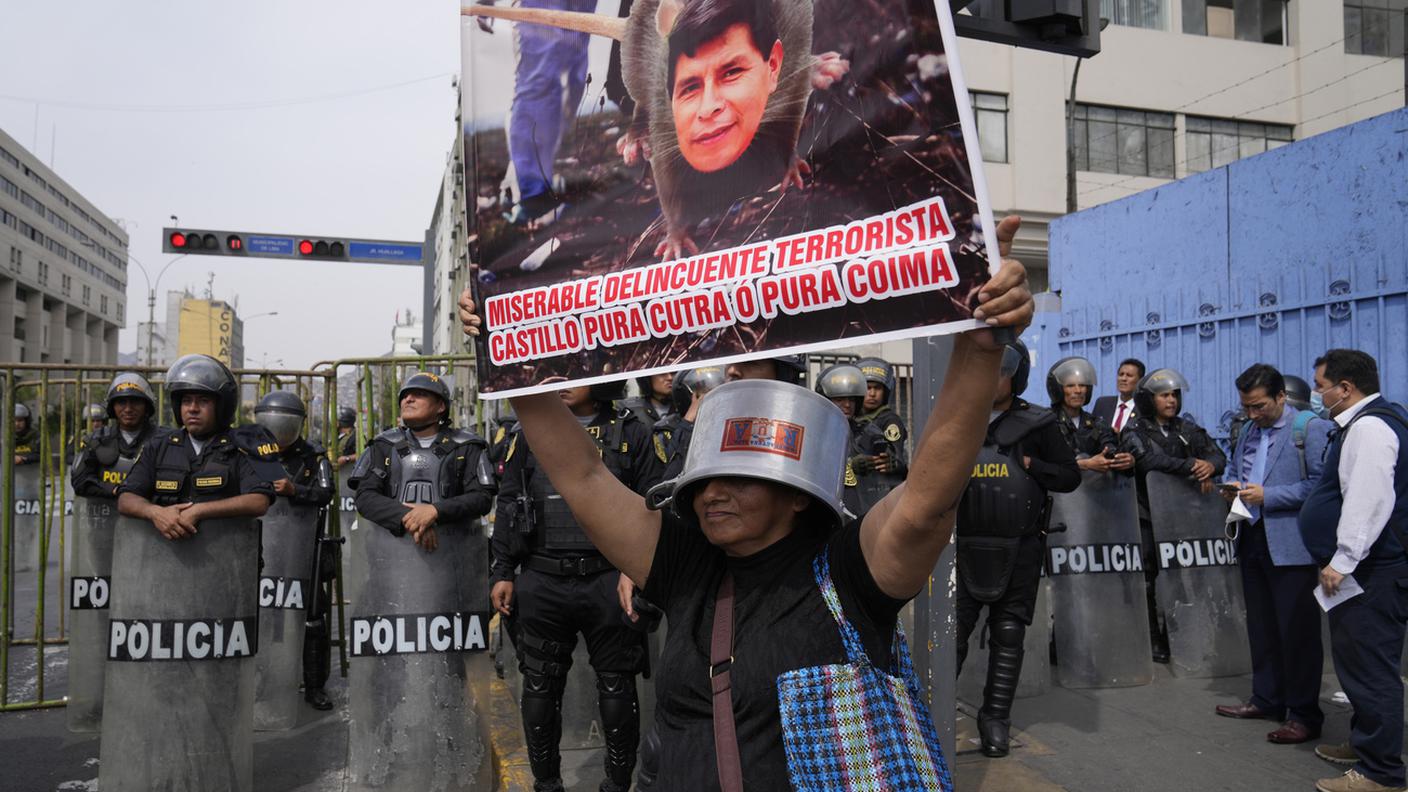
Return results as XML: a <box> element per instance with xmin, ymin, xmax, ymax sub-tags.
<box><xmin>844</xmin><ymin>460</ymin><xmax>858</xmax><ymax>487</ymax></box>
<box><xmin>720</xmin><ymin>417</ymin><xmax>805</xmax><ymax>461</ymax></box>
<box><xmin>155</xmin><ymin>480</ymin><xmax>180</xmax><ymax>491</ymax></box>
<box><xmin>653</xmin><ymin>433</ymin><xmax>668</xmax><ymax>464</ymax></box>
<box><xmin>884</xmin><ymin>424</ymin><xmax>902</xmax><ymax>442</ymax></box>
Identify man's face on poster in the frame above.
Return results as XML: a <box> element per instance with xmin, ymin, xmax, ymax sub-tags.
<box><xmin>671</xmin><ymin>23</ymin><xmax>783</xmax><ymax>173</ymax></box>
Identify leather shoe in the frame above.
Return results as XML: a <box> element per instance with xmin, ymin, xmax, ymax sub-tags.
<box><xmin>1268</xmin><ymin>720</ymin><xmax>1320</xmax><ymax>744</ymax></box>
<box><xmin>1215</xmin><ymin>702</ymin><xmax>1279</xmax><ymax>720</ymax></box>
<box><xmin>304</xmin><ymin>688</ymin><xmax>333</xmax><ymax>711</ymax></box>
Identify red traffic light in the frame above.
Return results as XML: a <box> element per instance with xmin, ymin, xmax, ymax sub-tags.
<box><xmin>298</xmin><ymin>239</ymin><xmax>314</xmax><ymax>255</ymax></box>
<box><xmin>297</xmin><ymin>238</ymin><xmax>346</xmax><ymax>258</ymax></box>
<box><xmin>226</xmin><ymin>235</ymin><xmax>243</xmax><ymax>252</ymax></box>
<box><xmin>169</xmin><ymin>231</ymin><xmax>188</xmax><ymax>249</ymax></box>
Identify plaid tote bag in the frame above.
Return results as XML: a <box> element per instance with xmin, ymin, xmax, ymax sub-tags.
<box><xmin>776</xmin><ymin>549</ymin><xmax>953</xmax><ymax>791</ymax></box>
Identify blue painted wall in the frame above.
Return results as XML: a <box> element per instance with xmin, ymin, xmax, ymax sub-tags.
<box><xmin>1025</xmin><ymin>108</ymin><xmax>1408</xmax><ymax>436</ymax></box>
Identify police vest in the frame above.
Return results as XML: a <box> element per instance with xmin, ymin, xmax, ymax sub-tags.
<box><xmin>380</xmin><ymin>427</ymin><xmax>483</xmax><ymax>506</ymax></box>
<box><xmin>86</xmin><ymin>425</ymin><xmax>151</xmax><ymax>491</ymax></box>
<box><xmin>1299</xmin><ymin>401</ymin><xmax>1408</xmax><ymax>571</ymax></box>
<box><xmin>280</xmin><ymin>440</ymin><xmax>330</xmax><ymax>496</ymax></box>
<box><xmin>1056</xmin><ymin>410</ymin><xmax>1104</xmax><ymax>457</ymax></box>
<box><xmin>957</xmin><ymin>406</ymin><xmax>1053</xmax><ymax>539</ymax></box>
<box><xmin>526</xmin><ymin>417</ymin><xmax>629</xmax><ymax>554</ymax></box>
<box><xmin>148</xmin><ymin>433</ymin><xmax>248</xmax><ymax>505</ymax></box>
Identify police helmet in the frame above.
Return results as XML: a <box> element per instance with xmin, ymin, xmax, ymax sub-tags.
<box><xmin>854</xmin><ymin>357</ymin><xmax>895</xmax><ymax>404</ymax></box>
<box><xmin>588</xmin><ymin>379</ymin><xmax>627</xmax><ymax>404</ymax></box>
<box><xmin>254</xmin><ymin>391</ymin><xmax>307</xmax><ymax>448</ymax></box>
<box><xmin>1000</xmin><ymin>341</ymin><xmax>1031</xmax><ymax>396</ymax></box>
<box><xmin>815</xmin><ymin>364</ymin><xmax>867</xmax><ymax>413</ymax></box>
<box><xmin>1135</xmin><ymin>368</ymin><xmax>1190</xmax><ymax>417</ymax></box>
<box><xmin>1284</xmin><ymin>375</ymin><xmax>1312</xmax><ymax>412</ymax></box>
<box><xmin>337</xmin><ymin>406</ymin><xmax>356</xmax><ymax>428</ymax></box>
<box><xmin>773</xmin><ymin>355</ymin><xmax>807</xmax><ymax>385</ymax></box>
<box><xmin>398</xmin><ymin>371</ymin><xmax>453</xmax><ymax>424</ymax></box>
<box><xmin>165</xmin><ymin>354</ymin><xmax>240</xmax><ymax>427</ymax></box>
<box><xmin>1045</xmin><ymin>356</ymin><xmax>1098</xmax><ymax>408</ymax></box>
<box><xmin>14</xmin><ymin>403</ymin><xmax>31</xmax><ymax>422</ymax></box>
<box><xmin>670</xmin><ymin>366</ymin><xmax>727</xmax><ymax>415</ymax></box>
<box><xmin>105</xmin><ymin>373</ymin><xmax>157</xmax><ymax>419</ymax></box>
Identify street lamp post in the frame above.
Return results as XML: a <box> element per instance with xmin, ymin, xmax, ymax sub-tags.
<box><xmin>127</xmin><ymin>252</ymin><xmax>186</xmax><ymax>366</ymax></box>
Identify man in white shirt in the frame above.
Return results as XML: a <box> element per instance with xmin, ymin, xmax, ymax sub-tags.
<box><xmin>1297</xmin><ymin>349</ymin><xmax>1408</xmax><ymax>792</ymax></box>
<box><xmin>1092</xmin><ymin>357</ymin><xmax>1143</xmax><ymax>435</ymax></box>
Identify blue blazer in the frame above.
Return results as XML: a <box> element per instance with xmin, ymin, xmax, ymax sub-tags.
<box><xmin>1224</xmin><ymin>405</ymin><xmax>1331</xmax><ymax>566</ymax></box>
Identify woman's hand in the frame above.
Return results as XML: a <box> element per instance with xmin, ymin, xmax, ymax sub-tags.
<box><xmin>966</xmin><ymin>215</ymin><xmax>1034</xmax><ymax>350</ymax></box>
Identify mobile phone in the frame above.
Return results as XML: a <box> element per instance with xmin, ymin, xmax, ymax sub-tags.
<box><xmin>1103</xmin><ymin>448</ymin><xmax>1117</xmax><ymax>459</ymax></box>
<box><xmin>1218</xmin><ymin>483</ymin><xmax>1242</xmax><ymax>493</ymax></box>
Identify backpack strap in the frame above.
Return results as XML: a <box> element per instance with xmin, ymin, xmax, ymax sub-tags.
<box><xmin>1291</xmin><ymin>410</ymin><xmax>1315</xmax><ymax>480</ymax></box>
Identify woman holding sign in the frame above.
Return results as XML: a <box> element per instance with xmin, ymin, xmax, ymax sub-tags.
<box><xmin>460</xmin><ymin>215</ymin><xmax>1033</xmax><ymax>789</ymax></box>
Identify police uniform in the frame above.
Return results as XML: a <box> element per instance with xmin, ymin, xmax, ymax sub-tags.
<box><xmin>955</xmin><ymin>344</ymin><xmax>1080</xmax><ymax>758</ymax></box>
<box><xmin>849</xmin><ymin>358</ymin><xmax>909</xmax><ymax>516</ymax></box>
<box><xmin>71</xmin><ymin>378</ymin><xmax>171</xmax><ymax>499</ymax></box>
<box><xmin>119</xmin><ymin>430</ymin><xmax>277</xmax><ymax>506</ymax></box>
<box><xmin>351</xmin><ymin>425</ymin><xmax>497</xmax><ymax>538</ymax></box>
<box><xmin>279</xmin><ymin>435</ymin><xmax>337</xmax><ymax>703</ymax></box>
<box><xmin>1054</xmin><ymin>410</ymin><xmax>1117</xmax><ymax>458</ymax></box>
<box><xmin>13</xmin><ymin>406</ymin><xmax>40</xmax><ymax>466</ymax></box>
<box><xmin>491</xmin><ymin>395</ymin><xmax>663</xmax><ymax>792</ymax></box>
<box><xmin>1119</xmin><ymin>369</ymin><xmax>1227</xmax><ymax>663</ymax></box>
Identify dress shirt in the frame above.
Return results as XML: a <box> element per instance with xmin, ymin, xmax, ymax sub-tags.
<box><xmin>1329</xmin><ymin>394</ymin><xmax>1401</xmax><ymax>575</ymax></box>
<box><xmin>1238</xmin><ymin>411</ymin><xmax>1286</xmax><ymax>485</ymax></box>
<box><xmin>1113</xmin><ymin>397</ymin><xmax>1136</xmax><ymax>432</ymax></box>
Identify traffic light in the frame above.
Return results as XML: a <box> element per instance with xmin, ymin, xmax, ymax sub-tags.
<box><xmin>296</xmin><ymin>238</ymin><xmax>348</xmax><ymax>260</ymax></box>
<box><xmin>164</xmin><ymin>229</ymin><xmax>245</xmax><ymax>255</ymax></box>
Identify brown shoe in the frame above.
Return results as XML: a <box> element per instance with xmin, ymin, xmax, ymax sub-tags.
<box><xmin>1267</xmin><ymin>721</ymin><xmax>1319</xmax><ymax>744</ymax></box>
<box><xmin>1315</xmin><ymin>769</ymin><xmax>1407</xmax><ymax>792</ymax></box>
<box><xmin>1215</xmin><ymin>702</ymin><xmax>1279</xmax><ymax>720</ymax></box>
<box><xmin>1317</xmin><ymin>743</ymin><xmax>1360</xmax><ymax>766</ymax></box>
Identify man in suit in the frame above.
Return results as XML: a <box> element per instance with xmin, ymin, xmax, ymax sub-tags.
<box><xmin>1093</xmin><ymin>358</ymin><xmax>1144</xmax><ymax>435</ymax></box>
<box><xmin>1214</xmin><ymin>364</ymin><xmax>1331</xmax><ymax>745</ymax></box>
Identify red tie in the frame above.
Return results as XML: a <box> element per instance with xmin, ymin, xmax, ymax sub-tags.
<box><xmin>1114</xmin><ymin>402</ymin><xmax>1127</xmax><ymax>432</ymax></box>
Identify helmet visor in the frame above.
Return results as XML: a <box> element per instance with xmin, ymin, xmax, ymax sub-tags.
<box><xmin>255</xmin><ymin>411</ymin><xmax>303</xmax><ymax>448</ymax></box>
<box><xmin>1000</xmin><ymin>346</ymin><xmax>1023</xmax><ymax>379</ymax></box>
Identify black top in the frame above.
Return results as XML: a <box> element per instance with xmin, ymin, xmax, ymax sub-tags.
<box><xmin>12</xmin><ymin>428</ymin><xmax>40</xmax><ymax>465</ymax></box>
<box><xmin>70</xmin><ymin>423</ymin><xmax>170</xmax><ymax>498</ymax></box>
<box><xmin>119</xmin><ymin>429</ymin><xmax>275</xmax><ymax>505</ymax></box>
<box><xmin>1001</xmin><ymin>402</ymin><xmax>1082</xmax><ymax>494</ymax></box>
<box><xmin>1054</xmin><ymin>408</ymin><xmax>1118</xmax><ymax>459</ymax></box>
<box><xmin>642</xmin><ymin>514</ymin><xmax>907</xmax><ymax>791</ymax></box>
<box><xmin>352</xmin><ymin>426</ymin><xmax>496</xmax><ymax>535</ymax></box>
<box><xmin>277</xmin><ymin>437</ymin><xmax>335</xmax><ymax>508</ymax></box>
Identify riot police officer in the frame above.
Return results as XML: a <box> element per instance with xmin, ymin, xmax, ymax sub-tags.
<box><xmin>72</xmin><ymin>374</ymin><xmax>169</xmax><ymax>498</ymax></box>
<box><xmin>254</xmin><ymin>391</ymin><xmax>337</xmax><ymax>711</ymax></box>
<box><xmin>1284</xmin><ymin>374</ymin><xmax>1312</xmax><ymax>412</ymax></box>
<box><xmin>815</xmin><ymin>363</ymin><xmax>869</xmax><ymax>518</ymax></box>
<box><xmin>1046</xmin><ymin>356</ymin><xmax>1134</xmax><ymax>473</ymax></box>
<box><xmin>334</xmin><ymin>406</ymin><xmax>358</xmax><ymax>467</ymax></box>
<box><xmin>624</xmin><ymin>373</ymin><xmax>675</xmax><ymax>426</ymax></box>
<box><xmin>117</xmin><ymin>354</ymin><xmax>275</xmax><ymax>532</ymax></box>
<box><xmin>1120</xmin><ymin>368</ymin><xmax>1227</xmax><ymax>663</ymax></box>
<box><xmin>490</xmin><ymin>382</ymin><xmax>663</xmax><ymax>792</ymax></box>
<box><xmin>13</xmin><ymin>403</ymin><xmax>39</xmax><ymax>466</ymax></box>
<box><xmin>84</xmin><ymin>403</ymin><xmax>108</xmax><ymax>434</ymax></box>
<box><xmin>955</xmin><ymin>342</ymin><xmax>1080</xmax><ymax>758</ymax></box>
<box><xmin>852</xmin><ymin>357</ymin><xmax>910</xmax><ymax>514</ymax></box>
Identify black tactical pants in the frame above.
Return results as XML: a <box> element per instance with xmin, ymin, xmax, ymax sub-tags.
<box><xmin>955</xmin><ymin>532</ymin><xmax>1045</xmax><ymax>672</ymax></box>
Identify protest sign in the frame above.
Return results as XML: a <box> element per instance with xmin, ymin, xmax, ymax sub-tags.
<box><xmin>461</xmin><ymin>0</ymin><xmax>1001</xmax><ymax>397</ymax></box>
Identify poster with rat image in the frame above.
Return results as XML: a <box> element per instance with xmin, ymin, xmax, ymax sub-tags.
<box><xmin>462</xmin><ymin>0</ymin><xmax>1002</xmax><ymax>398</ymax></box>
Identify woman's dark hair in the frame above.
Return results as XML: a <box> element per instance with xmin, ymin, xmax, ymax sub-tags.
<box><xmin>667</xmin><ymin>0</ymin><xmax>779</xmax><ymax>92</ymax></box>
<box><xmin>1314</xmin><ymin>349</ymin><xmax>1380</xmax><ymax>395</ymax></box>
<box><xmin>1119</xmin><ymin>358</ymin><xmax>1146</xmax><ymax>379</ymax></box>
<box><xmin>1235</xmin><ymin>363</ymin><xmax>1285</xmax><ymax>398</ymax></box>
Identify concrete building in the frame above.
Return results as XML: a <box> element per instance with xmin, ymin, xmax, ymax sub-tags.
<box><xmin>959</xmin><ymin>0</ymin><xmax>1405</xmax><ymax>289</ymax></box>
<box><xmin>390</xmin><ymin>309</ymin><xmax>423</xmax><ymax>357</ymax></box>
<box><xmin>0</xmin><ymin>126</ymin><xmax>128</xmax><ymax>364</ymax></box>
<box><xmin>134</xmin><ymin>289</ymin><xmax>245</xmax><ymax>368</ymax></box>
<box><xmin>427</xmin><ymin>120</ymin><xmax>468</xmax><ymax>357</ymax></box>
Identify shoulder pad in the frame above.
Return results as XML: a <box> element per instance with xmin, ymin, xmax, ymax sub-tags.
<box><xmin>614</xmin><ymin>407</ymin><xmax>640</xmax><ymax>425</ymax></box>
<box><xmin>992</xmin><ymin>403</ymin><xmax>1058</xmax><ymax>447</ymax></box>
<box><xmin>302</xmin><ymin>437</ymin><xmax>327</xmax><ymax>456</ymax></box>
<box><xmin>228</xmin><ymin>424</ymin><xmax>282</xmax><ymax>459</ymax></box>
<box><xmin>375</xmin><ymin>427</ymin><xmax>405</xmax><ymax>444</ymax></box>
<box><xmin>443</xmin><ymin>428</ymin><xmax>486</xmax><ymax>447</ymax></box>
<box><xmin>652</xmin><ymin>415</ymin><xmax>676</xmax><ymax>432</ymax></box>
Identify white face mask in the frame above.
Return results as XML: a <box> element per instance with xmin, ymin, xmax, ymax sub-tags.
<box><xmin>1313</xmin><ymin>383</ymin><xmax>1347</xmax><ymax>417</ymax></box>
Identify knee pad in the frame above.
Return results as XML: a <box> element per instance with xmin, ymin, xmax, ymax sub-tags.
<box><xmin>987</xmin><ymin>618</ymin><xmax>1026</xmax><ymax>652</ymax></box>
<box><xmin>521</xmin><ymin>673</ymin><xmax>565</xmax><ymax>727</ymax></box>
<box><xmin>595</xmin><ymin>673</ymin><xmax>639</xmax><ymax>729</ymax></box>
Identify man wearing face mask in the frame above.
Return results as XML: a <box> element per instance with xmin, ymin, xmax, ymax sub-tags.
<box><xmin>954</xmin><ymin>341</ymin><xmax>1080</xmax><ymax>758</ymax></box>
<box><xmin>1298</xmin><ymin>350</ymin><xmax>1408</xmax><ymax>792</ymax></box>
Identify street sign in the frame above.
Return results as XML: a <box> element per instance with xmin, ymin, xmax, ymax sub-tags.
<box><xmin>349</xmin><ymin>241</ymin><xmax>422</xmax><ymax>263</ymax></box>
<box><xmin>246</xmin><ymin>235</ymin><xmax>296</xmax><ymax>256</ymax></box>
<box><xmin>162</xmin><ymin>227</ymin><xmax>423</xmax><ymax>266</ymax></box>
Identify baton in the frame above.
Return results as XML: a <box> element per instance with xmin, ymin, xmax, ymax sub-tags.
<box><xmin>306</xmin><ymin>507</ymin><xmax>346</xmax><ymax>629</ymax></box>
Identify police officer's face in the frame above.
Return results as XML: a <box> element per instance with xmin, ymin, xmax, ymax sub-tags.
<box><xmin>13</xmin><ymin>417</ymin><xmax>24</xmax><ymax>434</ymax></box>
<box><xmin>400</xmin><ymin>389</ymin><xmax>446</xmax><ymax>426</ymax></box>
<box><xmin>829</xmin><ymin>397</ymin><xmax>856</xmax><ymax>418</ymax></box>
<box><xmin>726</xmin><ymin>360</ymin><xmax>777</xmax><ymax>381</ymax></box>
<box><xmin>1062</xmin><ymin>382</ymin><xmax>1088</xmax><ymax>411</ymax></box>
<box><xmin>692</xmin><ymin>476</ymin><xmax>809</xmax><ymax>556</ymax></box>
<box><xmin>180</xmin><ymin>394</ymin><xmax>218</xmax><ymax>437</ymax></box>
<box><xmin>558</xmin><ymin>386</ymin><xmax>594</xmax><ymax>412</ymax></box>
<box><xmin>994</xmin><ymin>375</ymin><xmax>1014</xmax><ymax>406</ymax></box>
<box><xmin>671</xmin><ymin>25</ymin><xmax>784</xmax><ymax>174</ymax></box>
<box><xmin>1116</xmin><ymin>365</ymin><xmax>1141</xmax><ymax>397</ymax></box>
<box><xmin>1240</xmin><ymin>386</ymin><xmax>1285</xmax><ymax>429</ymax></box>
<box><xmin>650</xmin><ymin>373</ymin><xmax>674</xmax><ymax>400</ymax></box>
<box><xmin>864</xmin><ymin>383</ymin><xmax>886</xmax><ymax>412</ymax></box>
<box><xmin>1154</xmin><ymin>391</ymin><xmax>1179</xmax><ymax>419</ymax></box>
<box><xmin>112</xmin><ymin>397</ymin><xmax>148</xmax><ymax>431</ymax></box>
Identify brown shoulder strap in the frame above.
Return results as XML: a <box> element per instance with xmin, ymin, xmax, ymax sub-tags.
<box><xmin>711</xmin><ymin>573</ymin><xmax>744</xmax><ymax>792</ymax></box>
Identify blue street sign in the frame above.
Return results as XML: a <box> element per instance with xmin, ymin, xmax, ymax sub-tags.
<box><xmin>247</xmin><ymin>235</ymin><xmax>295</xmax><ymax>256</ymax></box>
<box><xmin>349</xmin><ymin>241</ymin><xmax>422</xmax><ymax>262</ymax></box>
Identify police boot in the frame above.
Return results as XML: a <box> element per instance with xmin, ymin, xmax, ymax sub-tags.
<box><xmin>596</xmin><ymin>672</ymin><xmax>640</xmax><ymax>792</ymax></box>
<box><xmin>522</xmin><ymin>673</ymin><xmax>566</xmax><ymax>788</ymax></box>
<box><xmin>1146</xmin><ymin>582</ymin><xmax>1170</xmax><ymax>664</ymax></box>
<box><xmin>303</xmin><ymin>617</ymin><xmax>333</xmax><ymax>711</ymax></box>
<box><xmin>979</xmin><ymin>619</ymin><xmax>1025</xmax><ymax>758</ymax></box>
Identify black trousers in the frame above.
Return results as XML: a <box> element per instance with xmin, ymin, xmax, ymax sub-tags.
<box><xmin>956</xmin><ymin>534</ymin><xmax>1045</xmax><ymax>654</ymax></box>
<box><xmin>1238</xmin><ymin>520</ymin><xmax>1323</xmax><ymax>727</ymax></box>
<box><xmin>1328</xmin><ymin>563</ymin><xmax>1408</xmax><ymax>787</ymax></box>
<box><xmin>513</xmin><ymin>567</ymin><xmax>643</xmax><ymax>676</ymax></box>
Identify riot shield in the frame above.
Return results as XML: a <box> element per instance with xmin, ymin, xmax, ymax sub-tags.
<box><xmin>1145</xmin><ymin>471</ymin><xmax>1250</xmax><ymax>678</ymax></box>
<box><xmin>12</xmin><ymin>464</ymin><xmax>42</xmax><ymax>572</ymax></box>
<box><xmin>67</xmin><ymin>497</ymin><xmax>119</xmax><ymax>732</ymax></box>
<box><xmin>347</xmin><ymin>520</ymin><xmax>491</xmax><ymax>791</ymax></box>
<box><xmin>98</xmin><ymin>515</ymin><xmax>260</xmax><ymax>792</ymax></box>
<box><xmin>1047</xmin><ymin>471</ymin><xmax>1154</xmax><ymax>689</ymax></box>
<box><xmin>957</xmin><ymin>579</ymin><xmax>1052</xmax><ymax>703</ymax></box>
<box><xmin>253</xmin><ymin>499</ymin><xmax>319</xmax><ymax>731</ymax></box>
<box><xmin>338</xmin><ymin>474</ymin><xmax>367</xmax><ymax>613</ymax></box>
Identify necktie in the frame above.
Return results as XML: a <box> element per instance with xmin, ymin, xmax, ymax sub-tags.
<box><xmin>1247</xmin><ymin>430</ymin><xmax>1269</xmax><ymax>524</ymax></box>
<box><xmin>1114</xmin><ymin>402</ymin><xmax>1127</xmax><ymax>432</ymax></box>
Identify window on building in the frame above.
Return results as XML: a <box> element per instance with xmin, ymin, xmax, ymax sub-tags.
<box><xmin>1100</xmin><ymin>0</ymin><xmax>1167</xmax><ymax>30</ymax></box>
<box><xmin>37</xmin><ymin>260</ymin><xmax>47</xmax><ymax>285</ymax></box>
<box><xmin>970</xmin><ymin>92</ymin><xmax>1009</xmax><ymax>163</ymax></box>
<box><xmin>117</xmin><ymin>302</ymin><xmax>124</xmax><ymax>323</ymax></box>
<box><xmin>8</xmin><ymin>248</ymin><xmax>19</xmax><ymax>273</ymax></box>
<box><xmin>1185</xmin><ymin>116</ymin><xmax>1292</xmax><ymax>172</ymax></box>
<box><xmin>1072</xmin><ymin>104</ymin><xmax>1175</xmax><ymax>178</ymax></box>
<box><xmin>1183</xmin><ymin>0</ymin><xmax>1288</xmax><ymax>45</ymax></box>
<box><xmin>81</xmin><ymin>284</ymin><xmax>90</xmax><ymax>306</ymax></box>
<box><xmin>1345</xmin><ymin>0</ymin><xmax>1408</xmax><ymax>57</ymax></box>
<box><xmin>60</xmin><ymin>273</ymin><xmax>71</xmax><ymax>296</ymax></box>
<box><xmin>100</xmin><ymin>295</ymin><xmax>108</xmax><ymax>315</ymax></box>
<box><xmin>0</xmin><ymin>147</ymin><xmax>18</xmax><ymax>168</ymax></box>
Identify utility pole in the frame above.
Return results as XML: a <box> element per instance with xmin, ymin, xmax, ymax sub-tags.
<box><xmin>1066</xmin><ymin>57</ymin><xmax>1083</xmax><ymax>214</ymax></box>
<box><xmin>128</xmin><ymin>253</ymin><xmax>186</xmax><ymax>366</ymax></box>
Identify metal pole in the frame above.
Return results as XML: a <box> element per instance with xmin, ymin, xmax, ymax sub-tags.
<box><xmin>1402</xmin><ymin>8</ymin><xmax>1406</xmax><ymax>106</ymax></box>
<box><xmin>909</xmin><ymin>335</ymin><xmax>957</xmax><ymax>762</ymax></box>
<box><xmin>1066</xmin><ymin>57</ymin><xmax>1083</xmax><ymax>214</ymax></box>
<box><xmin>1</xmin><ymin>372</ymin><xmax>13</xmax><ymax>706</ymax></box>
<box><xmin>145</xmin><ymin>289</ymin><xmax>156</xmax><ymax>366</ymax></box>
<box><xmin>34</xmin><ymin>370</ymin><xmax>48</xmax><ymax>703</ymax></box>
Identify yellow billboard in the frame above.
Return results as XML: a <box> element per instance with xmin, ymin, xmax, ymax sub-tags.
<box><xmin>178</xmin><ymin>299</ymin><xmax>236</xmax><ymax>366</ymax></box>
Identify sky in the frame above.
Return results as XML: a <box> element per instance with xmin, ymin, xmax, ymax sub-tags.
<box><xmin>0</xmin><ymin>0</ymin><xmax>469</xmax><ymax>369</ymax></box>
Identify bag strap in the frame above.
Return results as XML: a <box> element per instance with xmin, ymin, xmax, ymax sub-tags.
<box><xmin>711</xmin><ymin>573</ymin><xmax>744</xmax><ymax>792</ymax></box>
<box><xmin>813</xmin><ymin>548</ymin><xmax>921</xmax><ymax>679</ymax></box>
